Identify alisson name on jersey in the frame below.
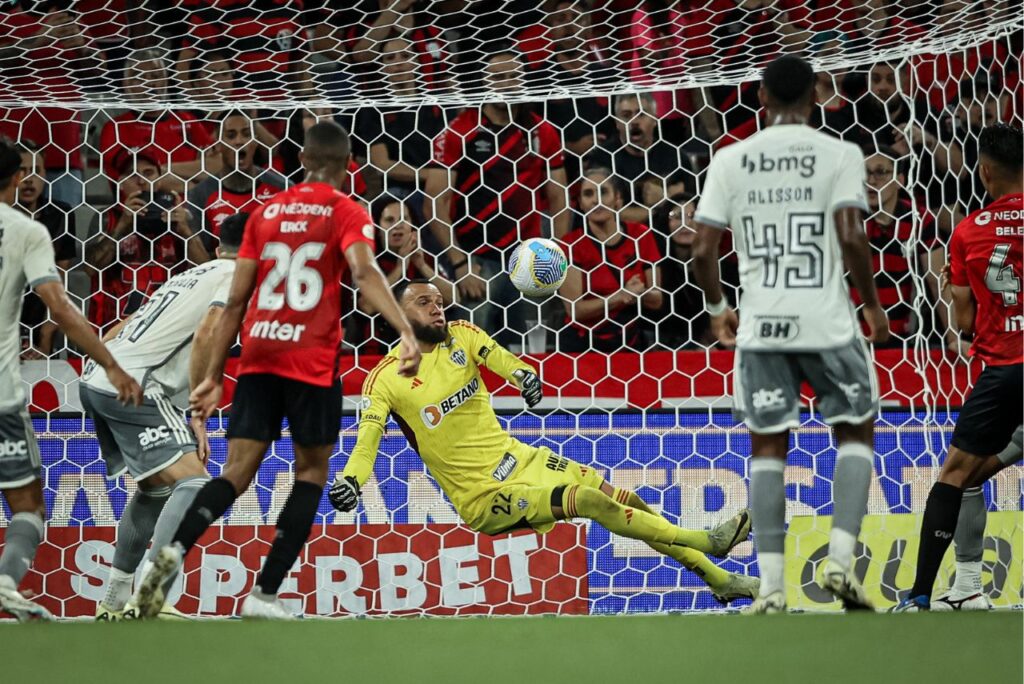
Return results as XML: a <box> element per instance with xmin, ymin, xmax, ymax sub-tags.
<box><xmin>747</xmin><ymin>186</ymin><xmax>815</xmax><ymax>205</ymax></box>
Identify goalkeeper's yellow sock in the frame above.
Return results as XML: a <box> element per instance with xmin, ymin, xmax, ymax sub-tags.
<box><xmin>563</xmin><ymin>485</ymin><xmax>715</xmax><ymax>553</ymax></box>
<box><xmin>609</xmin><ymin>487</ymin><xmax>731</xmax><ymax>590</ymax></box>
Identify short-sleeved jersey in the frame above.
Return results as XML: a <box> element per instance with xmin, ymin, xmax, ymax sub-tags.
<box><xmin>949</xmin><ymin>193</ymin><xmax>1024</xmax><ymax>366</ymax></box>
<box><xmin>0</xmin><ymin>203</ymin><xmax>60</xmax><ymax>413</ymax></box>
<box><xmin>188</xmin><ymin>169</ymin><xmax>289</xmax><ymax>240</ymax></box>
<box><xmin>345</xmin><ymin>321</ymin><xmax>534</xmax><ymax>523</ymax></box>
<box><xmin>695</xmin><ymin>124</ymin><xmax>869</xmax><ymax>351</ymax></box>
<box><xmin>237</xmin><ymin>182</ymin><xmax>374</xmax><ymax>387</ymax></box>
<box><xmin>99</xmin><ymin>112</ymin><xmax>212</xmax><ymax>182</ymax></box>
<box><xmin>432</xmin><ymin>108</ymin><xmax>564</xmax><ymax>257</ymax></box>
<box><xmin>81</xmin><ymin>259</ymin><xmax>236</xmax><ymax>400</ymax></box>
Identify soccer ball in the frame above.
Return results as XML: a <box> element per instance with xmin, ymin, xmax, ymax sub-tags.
<box><xmin>508</xmin><ymin>238</ymin><xmax>568</xmax><ymax>297</ymax></box>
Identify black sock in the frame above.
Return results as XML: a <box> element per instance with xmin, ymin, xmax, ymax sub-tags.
<box><xmin>910</xmin><ymin>482</ymin><xmax>963</xmax><ymax>599</ymax></box>
<box><xmin>256</xmin><ymin>480</ymin><xmax>323</xmax><ymax>595</ymax></box>
<box><xmin>172</xmin><ymin>477</ymin><xmax>238</xmax><ymax>553</ymax></box>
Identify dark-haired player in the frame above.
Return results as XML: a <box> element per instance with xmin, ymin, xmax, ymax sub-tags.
<box><xmin>693</xmin><ymin>54</ymin><xmax>890</xmax><ymax>614</ymax></box>
<box><xmin>330</xmin><ymin>280</ymin><xmax>758</xmax><ymax>605</ymax></box>
<box><xmin>136</xmin><ymin>122</ymin><xmax>421</xmax><ymax>620</ymax></box>
<box><xmin>84</xmin><ymin>213</ymin><xmax>246</xmax><ymax>621</ymax></box>
<box><xmin>894</xmin><ymin>123</ymin><xmax>1023</xmax><ymax>612</ymax></box>
<box><xmin>0</xmin><ymin>138</ymin><xmax>142</xmax><ymax>622</ymax></box>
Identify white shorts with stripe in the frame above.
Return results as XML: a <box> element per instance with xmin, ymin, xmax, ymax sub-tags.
<box><xmin>79</xmin><ymin>385</ymin><xmax>195</xmax><ymax>481</ymax></box>
<box><xmin>0</xmin><ymin>410</ymin><xmax>42</xmax><ymax>489</ymax></box>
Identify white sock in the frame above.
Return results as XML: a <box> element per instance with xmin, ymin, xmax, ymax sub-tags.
<box><xmin>758</xmin><ymin>552</ymin><xmax>785</xmax><ymax>597</ymax></box>
<box><xmin>952</xmin><ymin>560</ymin><xmax>983</xmax><ymax>596</ymax></box>
<box><xmin>0</xmin><ymin>573</ymin><xmax>16</xmax><ymax>591</ymax></box>
<box><xmin>102</xmin><ymin>568</ymin><xmax>135</xmax><ymax>611</ymax></box>
<box><xmin>828</xmin><ymin>528</ymin><xmax>857</xmax><ymax>571</ymax></box>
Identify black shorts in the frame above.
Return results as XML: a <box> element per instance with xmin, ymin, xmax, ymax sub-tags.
<box><xmin>951</xmin><ymin>363</ymin><xmax>1023</xmax><ymax>457</ymax></box>
<box><xmin>226</xmin><ymin>374</ymin><xmax>342</xmax><ymax>447</ymax></box>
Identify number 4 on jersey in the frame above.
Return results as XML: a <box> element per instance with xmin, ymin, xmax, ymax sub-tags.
<box><xmin>986</xmin><ymin>243</ymin><xmax>1021</xmax><ymax>306</ymax></box>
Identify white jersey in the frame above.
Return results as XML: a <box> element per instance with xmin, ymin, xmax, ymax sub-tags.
<box><xmin>695</xmin><ymin>124</ymin><xmax>869</xmax><ymax>350</ymax></box>
<box><xmin>82</xmin><ymin>259</ymin><xmax>235</xmax><ymax>400</ymax></box>
<box><xmin>0</xmin><ymin>203</ymin><xmax>61</xmax><ymax>414</ymax></box>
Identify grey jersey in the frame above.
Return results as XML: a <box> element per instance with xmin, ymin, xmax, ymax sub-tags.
<box><xmin>695</xmin><ymin>124</ymin><xmax>869</xmax><ymax>351</ymax></box>
<box><xmin>0</xmin><ymin>203</ymin><xmax>60</xmax><ymax>413</ymax></box>
<box><xmin>82</xmin><ymin>259</ymin><xmax>235</xmax><ymax>400</ymax></box>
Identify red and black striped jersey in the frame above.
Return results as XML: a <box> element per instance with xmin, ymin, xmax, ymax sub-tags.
<box><xmin>432</xmin><ymin>108</ymin><xmax>564</xmax><ymax>258</ymax></box>
<box><xmin>181</xmin><ymin>0</ymin><xmax>306</xmax><ymax>100</ymax></box>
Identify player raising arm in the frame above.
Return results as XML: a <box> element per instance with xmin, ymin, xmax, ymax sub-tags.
<box><xmin>136</xmin><ymin>122</ymin><xmax>420</xmax><ymax>620</ymax></box>
<box><xmin>0</xmin><ymin>138</ymin><xmax>142</xmax><ymax>621</ymax></box>
<box><xmin>330</xmin><ymin>280</ymin><xmax>758</xmax><ymax>605</ymax></box>
<box><xmin>692</xmin><ymin>55</ymin><xmax>889</xmax><ymax>614</ymax></box>
<box><xmin>894</xmin><ymin>123</ymin><xmax>1023</xmax><ymax>612</ymax></box>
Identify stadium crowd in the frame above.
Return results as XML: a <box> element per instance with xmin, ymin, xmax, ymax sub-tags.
<box><xmin>0</xmin><ymin>0</ymin><xmax>1021</xmax><ymax>358</ymax></box>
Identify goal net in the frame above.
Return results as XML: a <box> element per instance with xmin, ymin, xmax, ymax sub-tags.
<box><xmin>2</xmin><ymin>0</ymin><xmax>1022</xmax><ymax>618</ymax></box>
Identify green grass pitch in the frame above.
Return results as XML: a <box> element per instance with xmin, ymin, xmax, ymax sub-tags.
<box><xmin>3</xmin><ymin>611</ymin><xmax>1021</xmax><ymax>683</ymax></box>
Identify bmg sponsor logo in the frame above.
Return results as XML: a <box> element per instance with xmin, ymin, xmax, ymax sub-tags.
<box><xmin>742</xmin><ymin>151</ymin><xmax>817</xmax><ymax>178</ymax></box>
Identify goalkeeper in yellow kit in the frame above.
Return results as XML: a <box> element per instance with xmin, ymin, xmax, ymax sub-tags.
<box><xmin>329</xmin><ymin>281</ymin><xmax>759</xmax><ymax>602</ymax></box>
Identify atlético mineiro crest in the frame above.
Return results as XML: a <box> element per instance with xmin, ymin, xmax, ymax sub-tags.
<box><xmin>450</xmin><ymin>349</ymin><xmax>467</xmax><ymax>367</ymax></box>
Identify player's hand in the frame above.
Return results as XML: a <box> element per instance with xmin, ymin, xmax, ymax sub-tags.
<box><xmin>396</xmin><ymin>329</ymin><xmax>421</xmax><ymax>377</ymax></box>
<box><xmin>189</xmin><ymin>378</ymin><xmax>223</xmax><ymax>420</ymax></box>
<box><xmin>190</xmin><ymin>413</ymin><xmax>210</xmax><ymax>465</ymax></box>
<box><xmin>512</xmin><ymin>369</ymin><xmax>543</xmax><ymax>408</ymax></box>
<box><xmin>710</xmin><ymin>307</ymin><xmax>739</xmax><ymax>348</ymax></box>
<box><xmin>106</xmin><ymin>364</ymin><xmax>143</xmax><ymax>406</ymax></box>
<box><xmin>862</xmin><ymin>304</ymin><xmax>891</xmax><ymax>344</ymax></box>
<box><xmin>328</xmin><ymin>475</ymin><xmax>361</xmax><ymax>512</ymax></box>
<box><xmin>939</xmin><ymin>263</ymin><xmax>952</xmax><ymax>296</ymax></box>
<box><xmin>455</xmin><ymin>264</ymin><xmax>487</xmax><ymax>301</ymax></box>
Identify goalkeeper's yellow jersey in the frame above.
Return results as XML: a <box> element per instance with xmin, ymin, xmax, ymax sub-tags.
<box><xmin>342</xmin><ymin>320</ymin><xmax>535</xmax><ymax>523</ymax></box>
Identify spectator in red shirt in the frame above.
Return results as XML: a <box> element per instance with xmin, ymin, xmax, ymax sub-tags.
<box><xmin>858</xmin><ymin>146</ymin><xmax>954</xmax><ymax>349</ymax></box>
<box><xmin>0</xmin><ymin>7</ymin><xmax>99</xmax><ymax>208</ymax></box>
<box><xmin>188</xmin><ymin>110</ymin><xmax>289</xmax><ymax>250</ymax></box>
<box><xmin>175</xmin><ymin>0</ymin><xmax>313</xmax><ymax>100</ymax></box>
<box><xmin>425</xmin><ymin>47</ymin><xmax>569</xmax><ymax>345</ymax></box>
<box><xmin>335</xmin><ymin>0</ymin><xmax>452</xmax><ymax>92</ymax></box>
<box><xmin>83</xmin><ymin>149</ymin><xmax>209</xmax><ymax>333</ymax></box>
<box><xmin>347</xmin><ymin>195</ymin><xmax>455</xmax><ymax>354</ymax></box>
<box><xmin>100</xmin><ymin>48</ymin><xmax>216</xmax><ymax>192</ymax></box>
<box><xmin>558</xmin><ymin>167</ymin><xmax>664</xmax><ymax>352</ymax></box>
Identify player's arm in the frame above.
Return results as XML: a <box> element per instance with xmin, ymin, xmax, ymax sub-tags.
<box><xmin>34</xmin><ymin>281</ymin><xmax>142</xmax><ymax>405</ymax></box>
<box><xmin>101</xmin><ymin>315</ymin><xmax>130</xmax><ymax>342</ymax></box>
<box><xmin>329</xmin><ymin>369</ymin><xmax>395</xmax><ymax>512</ymax></box>
<box><xmin>691</xmin><ymin>154</ymin><xmax>739</xmax><ymax>346</ymax></box>
<box><xmin>835</xmin><ymin>207</ymin><xmax>889</xmax><ymax>344</ymax></box>
<box><xmin>188</xmin><ymin>303</ymin><xmax>224</xmax><ymax>462</ymax></box>
<box><xmin>345</xmin><ymin>241</ymin><xmax>420</xmax><ymax>377</ymax></box>
<box><xmin>189</xmin><ymin>258</ymin><xmax>258</xmax><ymax>419</ymax></box>
<box><xmin>462</xmin><ymin>324</ymin><xmax>542</xmax><ymax>407</ymax></box>
<box><xmin>947</xmin><ymin>283</ymin><xmax>976</xmax><ymax>335</ymax></box>
<box><xmin>944</xmin><ymin>228</ymin><xmax>976</xmax><ymax>335</ymax></box>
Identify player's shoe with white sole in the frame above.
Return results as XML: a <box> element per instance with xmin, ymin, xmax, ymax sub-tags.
<box><xmin>241</xmin><ymin>592</ymin><xmax>298</xmax><ymax>620</ymax></box>
<box><xmin>119</xmin><ymin>600</ymin><xmax>192</xmax><ymax>621</ymax></box>
<box><xmin>931</xmin><ymin>592</ymin><xmax>992</xmax><ymax>611</ymax></box>
<box><xmin>135</xmin><ymin>543</ymin><xmax>184</xmax><ymax>619</ymax></box>
<box><xmin>891</xmin><ymin>595</ymin><xmax>930</xmax><ymax>612</ymax></box>
<box><xmin>818</xmin><ymin>559</ymin><xmax>874</xmax><ymax>611</ymax></box>
<box><xmin>705</xmin><ymin>509</ymin><xmax>752</xmax><ymax>558</ymax></box>
<box><xmin>742</xmin><ymin>590</ymin><xmax>786</xmax><ymax>614</ymax></box>
<box><xmin>95</xmin><ymin>602</ymin><xmax>123</xmax><ymax>622</ymax></box>
<box><xmin>0</xmin><ymin>579</ymin><xmax>53</xmax><ymax>622</ymax></box>
<box><xmin>711</xmin><ymin>573</ymin><xmax>760</xmax><ymax>605</ymax></box>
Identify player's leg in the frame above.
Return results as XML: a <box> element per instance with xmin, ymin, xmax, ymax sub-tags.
<box><xmin>600</xmin><ymin>480</ymin><xmax>758</xmax><ymax>602</ymax></box>
<box><xmin>935</xmin><ymin>426</ymin><xmax>1023</xmax><ymax>610</ymax></box>
<box><xmin>732</xmin><ymin>348</ymin><xmax>804</xmax><ymax>613</ymax></box>
<box><xmin>0</xmin><ymin>410</ymin><xmax>51</xmax><ymax>621</ymax></box>
<box><xmin>800</xmin><ymin>338</ymin><xmax>880</xmax><ymax>610</ymax></box>
<box><xmin>896</xmin><ymin>364</ymin><xmax>1022</xmax><ymax>612</ymax></box>
<box><xmin>136</xmin><ymin>374</ymin><xmax>283</xmax><ymax>618</ymax></box>
<box><xmin>241</xmin><ymin>377</ymin><xmax>340</xmax><ymax>620</ymax></box>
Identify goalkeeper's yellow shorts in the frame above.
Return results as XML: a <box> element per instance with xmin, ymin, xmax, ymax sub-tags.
<box><xmin>466</xmin><ymin>442</ymin><xmax>605</xmax><ymax>536</ymax></box>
